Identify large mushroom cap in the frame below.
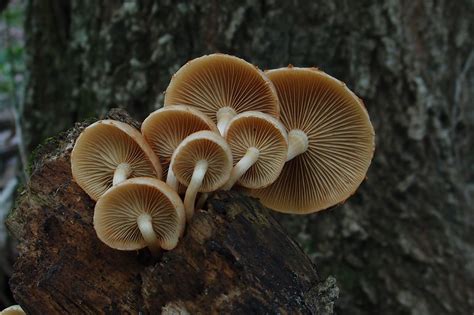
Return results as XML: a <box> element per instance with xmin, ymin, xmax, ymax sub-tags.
<box><xmin>251</xmin><ymin>67</ymin><xmax>375</xmax><ymax>214</ymax></box>
<box><xmin>224</xmin><ymin>111</ymin><xmax>288</xmax><ymax>189</ymax></box>
<box><xmin>141</xmin><ymin>105</ymin><xmax>218</xmax><ymax>179</ymax></box>
<box><xmin>71</xmin><ymin>120</ymin><xmax>162</xmax><ymax>200</ymax></box>
<box><xmin>172</xmin><ymin>130</ymin><xmax>233</xmax><ymax>192</ymax></box>
<box><xmin>94</xmin><ymin>177</ymin><xmax>185</xmax><ymax>252</ymax></box>
<box><xmin>164</xmin><ymin>54</ymin><xmax>280</xmax><ymax>133</ymax></box>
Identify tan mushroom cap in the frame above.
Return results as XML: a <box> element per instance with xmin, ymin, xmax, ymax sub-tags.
<box><xmin>223</xmin><ymin>111</ymin><xmax>288</xmax><ymax>189</ymax></box>
<box><xmin>94</xmin><ymin>177</ymin><xmax>185</xmax><ymax>253</ymax></box>
<box><xmin>251</xmin><ymin>67</ymin><xmax>375</xmax><ymax>214</ymax></box>
<box><xmin>141</xmin><ymin>105</ymin><xmax>218</xmax><ymax>182</ymax></box>
<box><xmin>164</xmin><ymin>53</ymin><xmax>280</xmax><ymax>133</ymax></box>
<box><xmin>71</xmin><ymin>120</ymin><xmax>162</xmax><ymax>201</ymax></box>
<box><xmin>0</xmin><ymin>305</ymin><xmax>25</xmax><ymax>315</ymax></box>
<box><xmin>172</xmin><ymin>130</ymin><xmax>232</xmax><ymax>192</ymax></box>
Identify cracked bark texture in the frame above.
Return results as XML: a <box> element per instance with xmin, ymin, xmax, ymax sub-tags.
<box><xmin>21</xmin><ymin>0</ymin><xmax>474</xmax><ymax>314</ymax></box>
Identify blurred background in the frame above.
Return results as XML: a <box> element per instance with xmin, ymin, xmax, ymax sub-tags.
<box><xmin>0</xmin><ymin>0</ymin><xmax>473</xmax><ymax>314</ymax></box>
<box><xmin>0</xmin><ymin>0</ymin><xmax>24</xmax><ymax>308</ymax></box>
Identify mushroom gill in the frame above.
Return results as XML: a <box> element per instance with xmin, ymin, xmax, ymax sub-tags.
<box><xmin>164</xmin><ymin>54</ymin><xmax>280</xmax><ymax>134</ymax></box>
<box><xmin>94</xmin><ymin>178</ymin><xmax>185</xmax><ymax>254</ymax></box>
<box><xmin>72</xmin><ymin>120</ymin><xmax>161</xmax><ymax>200</ymax></box>
<box><xmin>251</xmin><ymin>67</ymin><xmax>375</xmax><ymax>214</ymax></box>
<box><xmin>223</xmin><ymin>111</ymin><xmax>288</xmax><ymax>189</ymax></box>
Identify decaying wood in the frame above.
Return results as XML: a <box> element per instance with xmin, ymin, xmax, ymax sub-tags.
<box><xmin>6</xmin><ymin>109</ymin><xmax>338</xmax><ymax>314</ymax></box>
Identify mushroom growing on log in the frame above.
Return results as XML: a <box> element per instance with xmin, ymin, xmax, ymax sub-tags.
<box><xmin>141</xmin><ymin>105</ymin><xmax>218</xmax><ymax>192</ymax></box>
<box><xmin>251</xmin><ymin>67</ymin><xmax>375</xmax><ymax>214</ymax></box>
<box><xmin>222</xmin><ymin>111</ymin><xmax>288</xmax><ymax>190</ymax></box>
<box><xmin>164</xmin><ymin>54</ymin><xmax>280</xmax><ymax>134</ymax></box>
<box><xmin>71</xmin><ymin>119</ymin><xmax>162</xmax><ymax>200</ymax></box>
<box><xmin>94</xmin><ymin>177</ymin><xmax>186</xmax><ymax>256</ymax></box>
<box><xmin>171</xmin><ymin>130</ymin><xmax>233</xmax><ymax>220</ymax></box>
<box><xmin>5</xmin><ymin>109</ymin><xmax>338</xmax><ymax>314</ymax></box>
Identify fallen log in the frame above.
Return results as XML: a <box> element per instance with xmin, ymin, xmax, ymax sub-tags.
<box><xmin>6</xmin><ymin>109</ymin><xmax>338</xmax><ymax>314</ymax></box>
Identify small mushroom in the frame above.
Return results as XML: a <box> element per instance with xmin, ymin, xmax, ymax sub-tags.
<box><xmin>141</xmin><ymin>105</ymin><xmax>218</xmax><ymax>192</ymax></box>
<box><xmin>171</xmin><ymin>130</ymin><xmax>232</xmax><ymax>220</ymax></box>
<box><xmin>164</xmin><ymin>53</ymin><xmax>280</xmax><ymax>134</ymax></box>
<box><xmin>222</xmin><ymin>111</ymin><xmax>288</xmax><ymax>190</ymax></box>
<box><xmin>94</xmin><ymin>177</ymin><xmax>185</xmax><ymax>255</ymax></box>
<box><xmin>251</xmin><ymin>67</ymin><xmax>375</xmax><ymax>214</ymax></box>
<box><xmin>71</xmin><ymin>120</ymin><xmax>162</xmax><ymax>200</ymax></box>
<box><xmin>0</xmin><ymin>306</ymin><xmax>25</xmax><ymax>315</ymax></box>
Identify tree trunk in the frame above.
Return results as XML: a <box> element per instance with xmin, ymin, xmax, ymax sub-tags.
<box><xmin>6</xmin><ymin>109</ymin><xmax>338</xmax><ymax>314</ymax></box>
<box><xmin>21</xmin><ymin>0</ymin><xmax>474</xmax><ymax>314</ymax></box>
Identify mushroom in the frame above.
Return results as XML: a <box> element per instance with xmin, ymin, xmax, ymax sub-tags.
<box><xmin>71</xmin><ymin>120</ymin><xmax>162</xmax><ymax>200</ymax></box>
<box><xmin>141</xmin><ymin>105</ymin><xmax>218</xmax><ymax>192</ymax></box>
<box><xmin>164</xmin><ymin>53</ymin><xmax>280</xmax><ymax>134</ymax></box>
<box><xmin>0</xmin><ymin>306</ymin><xmax>25</xmax><ymax>315</ymax></box>
<box><xmin>94</xmin><ymin>177</ymin><xmax>185</xmax><ymax>255</ymax></box>
<box><xmin>171</xmin><ymin>130</ymin><xmax>232</xmax><ymax>220</ymax></box>
<box><xmin>250</xmin><ymin>67</ymin><xmax>375</xmax><ymax>214</ymax></box>
<box><xmin>221</xmin><ymin>111</ymin><xmax>288</xmax><ymax>190</ymax></box>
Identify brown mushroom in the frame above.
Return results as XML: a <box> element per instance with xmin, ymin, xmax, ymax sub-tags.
<box><xmin>222</xmin><ymin>111</ymin><xmax>288</xmax><ymax>190</ymax></box>
<box><xmin>171</xmin><ymin>130</ymin><xmax>232</xmax><ymax>220</ymax></box>
<box><xmin>94</xmin><ymin>177</ymin><xmax>185</xmax><ymax>255</ymax></box>
<box><xmin>164</xmin><ymin>53</ymin><xmax>280</xmax><ymax>134</ymax></box>
<box><xmin>250</xmin><ymin>67</ymin><xmax>375</xmax><ymax>214</ymax></box>
<box><xmin>71</xmin><ymin>120</ymin><xmax>162</xmax><ymax>200</ymax></box>
<box><xmin>141</xmin><ymin>105</ymin><xmax>218</xmax><ymax>191</ymax></box>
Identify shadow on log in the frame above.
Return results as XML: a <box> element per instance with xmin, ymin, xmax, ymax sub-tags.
<box><xmin>6</xmin><ymin>109</ymin><xmax>338</xmax><ymax>314</ymax></box>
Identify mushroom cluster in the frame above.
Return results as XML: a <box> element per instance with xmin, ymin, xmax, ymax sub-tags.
<box><xmin>71</xmin><ymin>53</ymin><xmax>375</xmax><ymax>255</ymax></box>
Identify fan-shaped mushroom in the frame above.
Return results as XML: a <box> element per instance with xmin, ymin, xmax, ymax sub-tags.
<box><xmin>251</xmin><ymin>67</ymin><xmax>375</xmax><ymax>214</ymax></box>
<box><xmin>222</xmin><ymin>111</ymin><xmax>288</xmax><ymax>190</ymax></box>
<box><xmin>164</xmin><ymin>53</ymin><xmax>280</xmax><ymax>134</ymax></box>
<box><xmin>141</xmin><ymin>105</ymin><xmax>218</xmax><ymax>192</ymax></box>
<box><xmin>71</xmin><ymin>120</ymin><xmax>162</xmax><ymax>200</ymax></box>
<box><xmin>171</xmin><ymin>130</ymin><xmax>232</xmax><ymax>220</ymax></box>
<box><xmin>94</xmin><ymin>177</ymin><xmax>185</xmax><ymax>255</ymax></box>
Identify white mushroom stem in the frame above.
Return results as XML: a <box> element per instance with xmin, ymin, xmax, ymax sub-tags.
<box><xmin>286</xmin><ymin>129</ymin><xmax>309</xmax><ymax>161</ymax></box>
<box><xmin>222</xmin><ymin>147</ymin><xmax>260</xmax><ymax>190</ymax></box>
<box><xmin>113</xmin><ymin>163</ymin><xmax>132</xmax><ymax>185</ymax></box>
<box><xmin>216</xmin><ymin>107</ymin><xmax>237</xmax><ymax>135</ymax></box>
<box><xmin>166</xmin><ymin>161</ymin><xmax>179</xmax><ymax>191</ymax></box>
<box><xmin>184</xmin><ymin>160</ymin><xmax>208</xmax><ymax>220</ymax></box>
<box><xmin>137</xmin><ymin>213</ymin><xmax>161</xmax><ymax>256</ymax></box>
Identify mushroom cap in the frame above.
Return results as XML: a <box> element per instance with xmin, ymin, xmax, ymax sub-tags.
<box><xmin>94</xmin><ymin>177</ymin><xmax>185</xmax><ymax>251</ymax></box>
<box><xmin>171</xmin><ymin>130</ymin><xmax>233</xmax><ymax>192</ymax></box>
<box><xmin>141</xmin><ymin>105</ymin><xmax>218</xmax><ymax>179</ymax></box>
<box><xmin>164</xmin><ymin>53</ymin><xmax>280</xmax><ymax>122</ymax></box>
<box><xmin>71</xmin><ymin>120</ymin><xmax>163</xmax><ymax>201</ymax></box>
<box><xmin>0</xmin><ymin>305</ymin><xmax>25</xmax><ymax>315</ymax></box>
<box><xmin>224</xmin><ymin>111</ymin><xmax>288</xmax><ymax>189</ymax></box>
<box><xmin>251</xmin><ymin>67</ymin><xmax>375</xmax><ymax>214</ymax></box>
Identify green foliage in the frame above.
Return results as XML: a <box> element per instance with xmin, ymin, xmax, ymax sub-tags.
<box><xmin>0</xmin><ymin>1</ymin><xmax>25</xmax><ymax>108</ymax></box>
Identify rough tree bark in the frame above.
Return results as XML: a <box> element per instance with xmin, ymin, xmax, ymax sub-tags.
<box><xmin>6</xmin><ymin>109</ymin><xmax>338</xmax><ymax>314</ymax></box>
<box><xmin>18</xmin><ymin>0</ymin><xmax>474</xmax><ymax>314</ymax></box>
